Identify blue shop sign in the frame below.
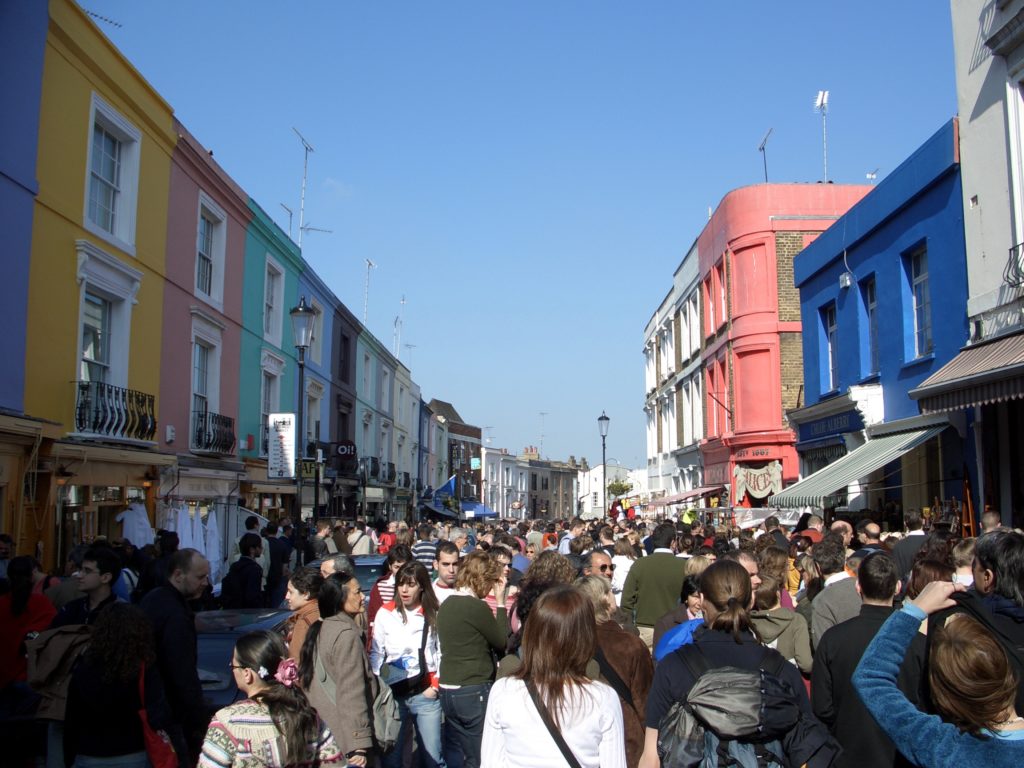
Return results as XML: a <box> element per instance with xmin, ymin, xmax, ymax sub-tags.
<box><xmin>797</xmin><ymin>409</ymin><xmax>863</xmax><ymax>443</ymax></box>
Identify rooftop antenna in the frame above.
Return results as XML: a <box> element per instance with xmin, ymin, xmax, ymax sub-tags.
<box><xmin>393</xmin><ymin>295</ymin><xmax>407</xmax><ymax>356</ymax></box>
<box><xmin>814</xmin><ymin>90</ymin><xmax>830</xmax><ymax>182</ymax></box>
<box><xmin>758</xmin><ymin>128</ymin><xmax>773</xmax><ymax>183</ymax></box>
<box><xmin>539</xmin><ymin>411</ymin><xmax>548</xmax><ymax>457</ymax></box>
<box><xmin>483</xmin><ymin>426</ymin><xmax>495</xmax><ymax>445</ymax></box>
<box><xmin>300</xmin><ymin>223</ymin><xmax>332</xmax><ymax>240</ymax></box>
<box><xmin>293</xmin><ymin>127</ymin><xmax>315</xmax><ymax>247</ymax></box>
<box><xmin>84</xmin><ymin>10</ymin><xmax>122</xmax><ymax>28</ymax></box>
<box><xmin>866</xmin><ymin>168</ymin><xmax>879</xmax><ymax>183</ymax></box>
<box><xmin>279</xmin><ymin>203</ymin><xmax>293</xmax><ymax>238</ymax></box>
<box><xmin>363</xmin><ymin>259</ymin><xmax>376</xmax><ymax>325</ymax></box>
<box><xmin>403</xmin><ymin>342</ymin><xmax>416</xmax><ymax>365</ymax></box>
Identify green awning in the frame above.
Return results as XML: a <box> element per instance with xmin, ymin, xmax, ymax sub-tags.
<box><xmin>770</xmin><ymin>425</ymin><xmax>946</xmax><ymax>509</ymax></box>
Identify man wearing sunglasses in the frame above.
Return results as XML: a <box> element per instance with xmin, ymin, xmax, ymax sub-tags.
<box><xmin>582</xmin><ymin>550</ymin><xmax>615</xmax><ymax>579</ymax></box>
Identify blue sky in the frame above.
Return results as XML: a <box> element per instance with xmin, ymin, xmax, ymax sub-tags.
<box><xmin>84</xmin><ymin>1</ymin><xmax>956</xmax><ymax>470</ymax></box>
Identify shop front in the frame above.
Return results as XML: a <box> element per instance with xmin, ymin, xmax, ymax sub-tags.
<box><xmin>240</xmin><ymin>459</ymin><xmax>295</xmax><ymax>523</ymax></box>
<box><xmin>702</xmin><ymin>437</ymin><xmax>798</xmax><ymax>511</ymax></box>
<box><xmin>38</xmin><ymin>441</ymin><xmax>178</xmax><ymax>571</ymax></box>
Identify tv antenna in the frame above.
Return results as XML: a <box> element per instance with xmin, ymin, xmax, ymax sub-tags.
<box><xmin>393</xmin><ymin>295</ymin><xmax>407</xmax><ymax>356</ymax></box>
<box><xmin>293</xmin><ymin>127</ymin><xmax>315</xmax><ymax>247</ymax></box>
<box><xmin>866</xmin><ymin>168</ymin><xmax>879</xmax><ymax>183</ymax></box>
<box><xmin>363</xmin><ymin>259</ymin><xmax>377</xmax><ymax>324</ymax></box>
<box><xmin>539</xmin><ymin>411</ymin><xmax>548</xmax><ymax>457</ymax></box>
<box><xmin>279</xmin><ymin>204</ymin><xmax>293</xmax><ymax>238</ymax></box>
<box><xmin>300</xmin><ymin>223</ymin><xmax>332</xmax><ymax>240</ymax></box>
<box><xmin>814</xmin><ymin>90</ymin><xmax>830</xmax><ymax>182</ymax></box>
<box><xmin>758</xmin><ymin>128</ymin><xmax>773</xmax><ymax>183</ymax></box>
<box><xmin>403</xmin><ymin>343</ymin><xmax>417</xmax><ymax>365</ymax></box>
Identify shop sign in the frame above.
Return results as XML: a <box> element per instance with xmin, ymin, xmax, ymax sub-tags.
<box><xmin>335</xmin><ymin>440</ymin><xmax>357</xmax><ymax>459</ymax></box>
<box><xmin>705</xmin><ymin>463</ymin><xmax>729</xmax><ymax>485</ymax></box>
<box><xmin>268</xmin><ymin>414</ymin><xmax>296</xmax><ymax>479</ymax></box>
<box><xmin>797</xmin><ymin>410</ymin><xmax>863</xmax><ymax>443</ymax></box>
<box><xmin>300</xmin><ymin>460</ymin><xmax>318</xmax><ymax>480</ymax></box>
<box><xmin>735</xmin><ymin>461</ymin><xmax>783</xmax><ymax>499</ymax></box>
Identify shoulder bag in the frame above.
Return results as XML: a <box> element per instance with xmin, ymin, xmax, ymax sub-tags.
<box><xmin>388</xmin><ymin>618</ymin><xmax>430</xmax><ymax>697</ymax></box>
<box><xmin>525</xmin><ymin>678</ymin><xmax>583</xmax><ymax>768</ymax></box>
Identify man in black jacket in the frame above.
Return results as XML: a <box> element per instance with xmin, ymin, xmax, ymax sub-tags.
<box><xmin>220</xmin><ymin>533</ymin><xmax>264</xmax><ymax>609</ymax></box>
<box><xmin>140</xmin><ymin>548</ymin><xmax>210</xmax><ymax>765</ymax></box>
<box><xmin>812</xmin><ymin>551</ymin><xmax>925</xmax><ymax>768</ymax></box>
<box><xmin>50</xmin><ymin>545</ymin><xmax>122</xmax><ymax>627</ymax></box>
<box><xmin>891</xmin><ymin>508</ymin><xmax>928</xmax><ymax>580</ymax></box>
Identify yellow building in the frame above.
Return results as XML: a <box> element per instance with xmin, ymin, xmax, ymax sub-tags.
<box><xmin>22</xmin><ymin>0</ymin><xmax>177</xmax><ymax>568</ymax></box>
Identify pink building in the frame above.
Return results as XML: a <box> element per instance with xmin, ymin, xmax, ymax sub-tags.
<box><xmin>698</xmin><ymin>184</ymin><xmax>871</xmax><ymax>507</ymax></box>
<box><xmin>159</xmin><ymin>121</ymin><xmax>250</xmax><ymax>507</ymax></box>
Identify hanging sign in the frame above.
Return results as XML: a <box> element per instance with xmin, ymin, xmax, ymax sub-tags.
<box><xmin>268</xmin><ymin>414</ymin><xmax>296</xmax><ymax>479</ymax></box>
<box><xmin>734</xmin><ymin>460</ymin><xmax>783</xmax><ymax>500</ymax></box>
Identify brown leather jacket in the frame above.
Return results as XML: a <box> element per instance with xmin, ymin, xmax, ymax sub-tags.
<box><xmin>596</xmin><ymin>620</ymin><xmax>654</xmax><ymax>768</ymax></box>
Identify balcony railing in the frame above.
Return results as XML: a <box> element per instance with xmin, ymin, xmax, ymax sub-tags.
<box><xmin>191</xmin><ymin>410</ymin><xmax>236</xmax><ymax>455</ymax></box>
<box><xmin>74</xmin><ymin>381</ymin><xmax>156</xmax><ymax>442</ymax></box>
<box><xmin>1005</xmin><ymin>242</ymin><xmax>1024</xmax><ymax>287</ymax></box>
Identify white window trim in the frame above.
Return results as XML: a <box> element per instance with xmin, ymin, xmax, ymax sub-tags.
<box><xmin>263</xmin><ymin>254</ymin><xmax>285</xmax><ymax>347</ymax></box>
<box><xmin>195</xmin><ymin>191</ymin><xmax>227</xmax><ymax>311</ymax></box>
<box><xmin>83</xmin><ymin>93</ymin><xmax>141</xmax><ymax>256</ymax></box>
<box><xmin>191</xmin><ymin>307</ymin><xmax>224</xmax><ymax>416</ymax></box>
<box><xmin>75</xmin><ymin>239</ymin><xmax>143</xmax><ymax>388</ymax></box>
<box><xmin>309</xmin><ymin>298</ymin><xmax>324</xmax><ymax>366</ymax></box>
<box><xmin>259</xmin><ymin>349</ymin><xmax>285</xmax><ymax>457</ymax></box>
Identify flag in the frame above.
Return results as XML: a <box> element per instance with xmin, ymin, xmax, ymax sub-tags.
<box><xmin>434</xmin><ymin>474</ymin><xmax>456</xmax><ymax>500</ymax></box>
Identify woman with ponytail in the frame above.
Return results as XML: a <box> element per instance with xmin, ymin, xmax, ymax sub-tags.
<box><xmin>199</xmin><ymin>630</ymin><xmax>342</xmax><ymax>767</ymax></box>
<box><xmin>637</xmin><ymin>560</ymin><xmax>811</xmax><ymax>768</ymax></box>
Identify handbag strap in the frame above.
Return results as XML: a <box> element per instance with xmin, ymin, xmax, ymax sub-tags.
<box><xmin>525</xmin><ymin>678</ymin><xmax>583</xmax><ymax>768</ymax></box>
<box><xmin>137</xmin><ymin>661</ymin><xmax>146</xmax><ymax>707</ymax></box>
<box><xmin>593</xmin><ymin>645</ymin><xmax>636</xmax><ymax>713</ymax></box>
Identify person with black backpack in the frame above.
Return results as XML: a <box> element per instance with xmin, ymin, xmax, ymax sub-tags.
<box><xmin>639</xmin><ymin>560</ymin><xmax>836</xmax><ymax>768</ymax></box>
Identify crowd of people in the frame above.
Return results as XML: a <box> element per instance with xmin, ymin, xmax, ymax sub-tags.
<box><xmin>1</xmin><ymin>507</ymin><xmax>1023</xmax><ymax>767</ymax></box>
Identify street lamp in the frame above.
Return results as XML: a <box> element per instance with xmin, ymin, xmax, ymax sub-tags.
<box><xmin>598</xmin><ymin>411</ymin><xmax>610</xmax><ymax>519</ymax></box>
<box><xmin>290</xmin><ymin>296</ymin><xmax>316</xmax><ymax>520</ymax></box>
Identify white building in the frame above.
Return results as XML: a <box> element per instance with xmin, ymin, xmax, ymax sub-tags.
<box><xmin>481</xmin><ymin>446</ymin><xmax>527</xmax><ymax>518</ymax></box>
<box><xmin>578</xmin><ymin>461</ymin><xmax>632</xmax><ymax>520</ymax></box>
<box><xmin>643</xmin><ymin>242</ymin><xmax>705</xmax><ymax>504</ymax></box>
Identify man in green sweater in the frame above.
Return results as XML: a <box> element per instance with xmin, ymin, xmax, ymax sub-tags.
<box><xmin>621</xmin><ymin>522</ymin><xmax>687</xmax><ymax>650</ymax></box>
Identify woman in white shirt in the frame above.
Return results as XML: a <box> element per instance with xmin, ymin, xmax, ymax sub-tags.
<box><xmin>369</xmin><ymin>561</ymin><xmax>444</xmax><ymax>768</ymax></box>
<box><xmin>482</xmin><ymin>584</ymin><xmax>626</xmax><ymax>768</ymax></box>
<box><xmin>610</xmin><ymin>538</ymin><xmax>638</xmax><ymax>605</ymax></box>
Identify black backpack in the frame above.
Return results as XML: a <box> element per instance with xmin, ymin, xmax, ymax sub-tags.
<box><xmin>657</xmin><ymin>644</ymin><xmax>840</xmax><ymax>768</ymax></box>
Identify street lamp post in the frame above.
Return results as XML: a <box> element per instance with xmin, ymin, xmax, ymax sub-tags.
<box><xmin>598</xmin><ymin>411</ymin><xmax>610</xmax><ymax>520</ymax></box>
<box><xmin>290</xmin><ymin>296</ymin><xmax>316</xmax><ymax>520</ymax></box>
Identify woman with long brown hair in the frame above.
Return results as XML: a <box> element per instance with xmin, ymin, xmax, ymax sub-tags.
<box><xmin>638</xmin><ymin>560</ymin><xmax>810</xmax><ymax>768</ymax></box>
<box><xmin>482</xmin><ymin>585</ymin><xmax>626</xmax><ymax>767</ymax></box>
<box><xmin>370</xmin><ymin>561</ymin><xmax>444</xmax><ymax>768</ymax></box>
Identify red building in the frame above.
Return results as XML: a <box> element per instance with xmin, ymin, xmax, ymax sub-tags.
<box><xmin>698</xmin><ymin>184</ymin><xmax>871</xmax><ymax>507</ymax></box>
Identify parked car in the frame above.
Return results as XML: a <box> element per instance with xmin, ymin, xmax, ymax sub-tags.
<box><xmin>307</xmin><ymin>553</ymin><xmax>388</xmax><ymax>600</ymax></box>
<box><xmin>196</xmin><ymin>607</ymin><xmax>292</xmax><ymax>713</ymax></box>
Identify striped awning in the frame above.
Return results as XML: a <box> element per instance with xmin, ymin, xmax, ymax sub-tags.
<box><xmin>769</xmin><ymin>425</ymin><xmax>946</xmax><ymax>509</ymax></box>
<box><xmin>910</xmin><ymin>333</ymin><xmax>1024</xmax><ymax>414</ymax></box>
<box><xmin>648</xmin><ymin>485</ymin><xmax>723</xmax><ymax>507</ymax></box>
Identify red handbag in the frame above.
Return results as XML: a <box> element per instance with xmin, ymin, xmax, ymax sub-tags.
<box><xmin>138</xmin><ymin>663</ymin><xmax>178</xmax><ymax>768</ymax></box>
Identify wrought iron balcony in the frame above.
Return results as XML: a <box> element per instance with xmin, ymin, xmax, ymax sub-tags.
<box><xmin>1005</xmin><ymin>242</ymin><xmax>1024</xmax><ymax>287</ymax></box>
<box><xmin>74</xmin><ymin>381</ymin><xmax>157</xmax><ymax>442</ymax></box>
<box><xmin>191</xmin><ymin>409</ymin><xmax>236</xmax><ymax>455</ymax></box>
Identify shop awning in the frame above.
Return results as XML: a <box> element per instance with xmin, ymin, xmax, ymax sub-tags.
<box><xmin>910</xmin><ymin>333</ymin><xmax>1024</xmax><ymax>414</ymax></box>
<box><xmin>769</xmin><ymin>425</ymin><xmax>946</xmax><ymax>509</ymax></box>
<box><xmin>461</xmin><ymin>501</ymin><xmax>497</xmax><ymax>518</ymax></box>
<box><xmin>648</xmin><ymin>486</ymin><xmax>723</xmax><ymax>507</ymax></box>
<box><xmin>420</xmin><ymin>502</ymin><xmax>457</xmax><ymax>519</ymax></box>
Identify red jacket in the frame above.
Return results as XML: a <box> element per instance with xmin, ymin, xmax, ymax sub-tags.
<box><xmin>0</xmin><ymin>593</ymin><xmax>57</xmax><ymax>688</ymax></box>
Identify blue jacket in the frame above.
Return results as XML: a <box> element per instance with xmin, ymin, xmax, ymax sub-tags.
<box><xmin>853</xmin><ymin>605</ymin><xmax>1024</xmax><ymax>767</ymax></box>
<box><xmin>654</xmin><ymin>617</ymin><xmax>702</xmax><ymax>662</ymax></box>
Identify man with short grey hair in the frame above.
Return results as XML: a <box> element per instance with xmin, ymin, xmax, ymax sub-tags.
<box><xmin>448</xmin><ymin>527</ymin><xmax>469</xmax><ymax>554</ymax></box>
<box><xmin>319</xmin><ymin>553</ymin><xmax>354</xmax><ymax>580</ymax></box>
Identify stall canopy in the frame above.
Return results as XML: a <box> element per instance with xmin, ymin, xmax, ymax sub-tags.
<box><xmin>648</xmin><ymin>486</ymin><xmax>723</xmax><ymax>508</ymax></box>
<box><xmin>769</xmin><ymin>425</ymin><xmax>947</xmax><ymax>509</ymax></box>
<box><xmin>460</xmin><ymin>501</ymin><xmax>498</xmax><ymax>518</ymax></box>
<box><xmin>421</xmin><ymin>501</ymin><xmax>457</xmax><ymax>519</ymax></box>
<box><xmin>910</xmin><ymin>333</ymin><xmax>1024</xmax><ymax>414</ymax></box>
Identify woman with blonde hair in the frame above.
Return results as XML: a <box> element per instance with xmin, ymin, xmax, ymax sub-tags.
<box><xmin>435</xmin><ymin>550</ymin><xmax>509</xmax><ymax>768</ymax></box>
<box><xmin>482</xmin><ymin>585</ymin><xmax>626</xmax><ymax>767</ymax></box>
<box><xmin>576</xmin><ymin>575</ymin><xmax>653</xmax><ymax>767</ymax></box>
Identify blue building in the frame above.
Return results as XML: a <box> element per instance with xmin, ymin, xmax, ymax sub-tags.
<box><xmin>774</xmin><ymin>119</ymin><xmax>971</xmax><ymax>522</ymax></box>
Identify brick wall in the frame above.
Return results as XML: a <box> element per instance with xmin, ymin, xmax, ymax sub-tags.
<box><xmin>775</xmin><ymin>232</ymin><xmax>805</xmax><ymax>323</ymax></box>
<box><xmin>780</xmin><ymin>332</ymin><xmax>805</xmax><ymax>416</ymax></box>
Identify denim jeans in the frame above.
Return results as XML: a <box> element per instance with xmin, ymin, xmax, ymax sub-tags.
<box><xmin>439</xmin><ymin>683</ymin><xmax>491</xmax><ymax>768</ymax></box>
<box><xmin>383</xmin><ymin>690</ymin><xmax>446</xmax><ymax>768</ymax></box>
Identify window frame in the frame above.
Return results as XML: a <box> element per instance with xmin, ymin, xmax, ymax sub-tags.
<box><xmin>83</xmin><ymin>93</ymin><xmax>141</xmax><ymax>255</ymax></box>
<box><xmin>823</xmin><ymin>303</ymin><xmax>839</xmax><ymax>391</ymax></box>
<box><xmin>194</xmin><ymin>192</ymin><xmax>227</xmax><ymax>309</ymax></box>
<box><xmin>909</xmin><ymin>245</ymin><xmax>933</xmax><ymax>358</ymax></box>
<box><xmin>263</xmin><ymin>256</ymin><xmax>284</xmax><ymax>346</ymax></box>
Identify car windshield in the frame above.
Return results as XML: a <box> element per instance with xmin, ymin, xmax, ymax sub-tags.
<box><xmin>195</xmin><ymin>609</ymin><xmax>290</xmax><ymax>634</ymax></box>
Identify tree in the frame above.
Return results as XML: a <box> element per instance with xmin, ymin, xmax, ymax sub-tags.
<box><xmin>607</xmin><ymin>479</ymin><xmax>632</xmax><ymax>498</ymax></box>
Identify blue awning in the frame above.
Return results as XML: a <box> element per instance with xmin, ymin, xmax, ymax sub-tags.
<box><xmin>460</xmin><ymin>501</ymin><xmax>497</xmax><ymax>518</ymax></box>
